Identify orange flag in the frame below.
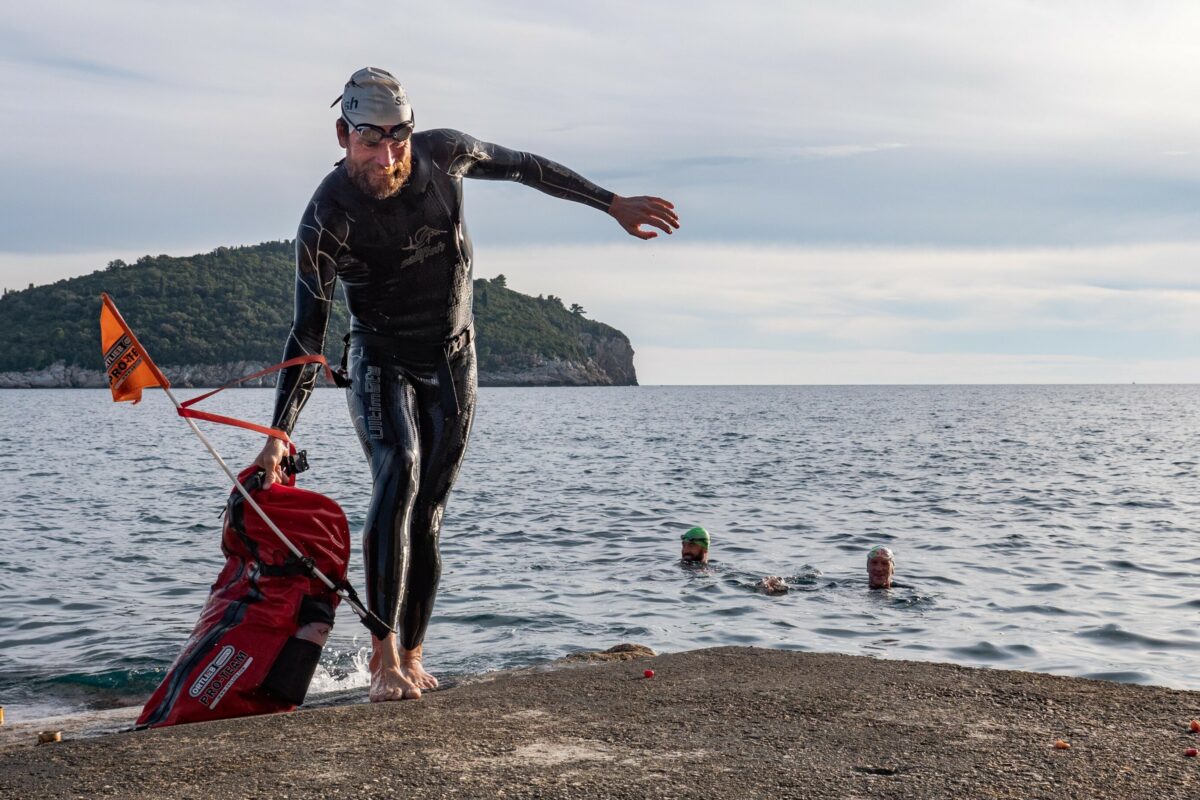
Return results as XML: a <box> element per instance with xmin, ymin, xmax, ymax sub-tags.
<box><xmin>100</xmin><ymin>292</ymin><xmax>170</xmax><ymax>403</ymax></box>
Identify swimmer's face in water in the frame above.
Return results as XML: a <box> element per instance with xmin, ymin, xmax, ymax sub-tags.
<box><xmin>681</xmin><ymin>541</ymin><xmax>708</xmax><ymax>564</ymax></box>
<box><xmin>867</xmin><ymin>553</ymin><xmax>894</xmax><ymax>589</ymax></box>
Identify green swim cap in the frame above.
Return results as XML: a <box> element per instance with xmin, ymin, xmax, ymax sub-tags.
<box><xmin>681</xmin><ymin>526</ymin><xmax>710</xmax><ymax>550</ymax></box>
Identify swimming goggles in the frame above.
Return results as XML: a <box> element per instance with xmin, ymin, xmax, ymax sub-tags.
<box><xmin>343</xmin><ymin>115</ymin><xmax>415</xmax><ymax>145</ymax></box>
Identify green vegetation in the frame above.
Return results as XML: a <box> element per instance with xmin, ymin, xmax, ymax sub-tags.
<box><xmin>0</xmin><ymin>241</ymin><xmax>629</xmax><ymax>373</ymax></box>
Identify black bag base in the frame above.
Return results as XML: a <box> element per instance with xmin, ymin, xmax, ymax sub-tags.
<box><xmin>261</xmin><ymin>637</ymin><xmax>324</xmax><ymax>706</ymax></box>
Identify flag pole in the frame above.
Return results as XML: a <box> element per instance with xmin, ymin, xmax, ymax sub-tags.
<box><xmin>100</xmin><ymin>292</ymin><xmax>388</xmax><ymax>637</ymax></box>
<box><xmin>160</xmin><ymin>383</ymin><xmax>385</xmax><ymax>634</ymax></box>
<box><xmin>159</xmin><ymin>386</ymin><xmax>321</xmax><ymax>578</ymax></box>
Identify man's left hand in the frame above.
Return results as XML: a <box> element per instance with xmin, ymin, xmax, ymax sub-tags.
<box><xmin>608</xmin><ymin>195</ymin><xmax>680</xmax><ymax>240</ymax></box>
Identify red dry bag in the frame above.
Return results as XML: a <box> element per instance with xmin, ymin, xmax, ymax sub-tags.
<box><xmin>136</xmin><ymin>464</ymin><xmax>350</xmax><ymax>728</ymax></box>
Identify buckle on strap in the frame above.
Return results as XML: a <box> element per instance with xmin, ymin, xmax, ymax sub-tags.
<box><xmin>333</xmin><ymin>332</ymin><xmax>352</xmax><ymax>388</ymax></box>
<box><xmin>446</xmin><ymin>323</ymin><xmax>474</xmax><ymax>359</ymax></box>
<box><xmin>281</xmin><ymin>449</ymin><xmax>309</xmax><ymax>476</ymax></box>
<box><xmin>438</xmin><ymin>321</ymin><xmax>473</xmax><ymax>420</ymax></box>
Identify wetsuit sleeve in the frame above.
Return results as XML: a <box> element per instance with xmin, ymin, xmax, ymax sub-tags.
<box><xmin>270</xmin><ymin>200</ymin><xmax>347</xmax><ymax>435</ymax></box>
<box><xmin>431</xmin><ymin>129</ymin><xmax>615</xmax><ymax>211</ymax></box>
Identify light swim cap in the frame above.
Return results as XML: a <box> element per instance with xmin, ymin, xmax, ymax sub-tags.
<box><xmin>867</xmin><ymin>545</ymin><xmax>894</xmax><ymax>564</ymax></box>
<box><xmin>332</xmin><ymin>67</ymin><xmax>413</xmax><ymax>128</ymax></box>
<box><xmin>681</xmin><ymin>526</ymin><xmax>710</xmax><ymax>550</ymax></box>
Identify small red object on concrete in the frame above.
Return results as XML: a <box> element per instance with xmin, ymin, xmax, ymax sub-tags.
<box><xmin>643</xmin><ymin>669</ymin><xmax>655</xmax><ymax>679</ymax></box>
<box><xmin>1053</xmin><ymin>740</ymin><xmax>1070</xmax><ymax>750</ymax></box>
<box><xmin>1190</xmin><ymin>719</ymin><xmax>1200</xmax><ymax>733</ymax></box>
<box><xmin>1185</xmin><ymin>748</ymin><xmax>1198</xmax><ymax>758</ymax></box>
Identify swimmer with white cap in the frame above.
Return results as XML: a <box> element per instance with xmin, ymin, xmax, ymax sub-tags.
<box><xmin>680</xmin><ymin>526</ymin><xmax>710</xmax><ymax>564</ymax></box>
<box><xmin>867</xmin><ymin>545</ymin><xmax>895</xmax><ymax>589</ymax></box>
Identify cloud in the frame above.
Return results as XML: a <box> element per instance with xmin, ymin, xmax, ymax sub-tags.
<box><xmin>480</xmin><ymin>240</ymin><xmax>1200</xmax><ymax>381</ymax></box>
<box><xmin>791</xmin><ymin>144</ymin><xmax>906</xmax><ymax>159</ymax></box>
<box><xmin>4</xmin><ymin>2</ymin><xmax>1200</xmax><ymax>383</ymax></box>
<box><xmin>3</xmin><ymin>1</ymin><xmax>1200</xmax><ymax>255</ymax></box>
<box><xmin>634</xmin><ymin>346</ymin><xmax>1200</xmax><ymax>385</ymax></box>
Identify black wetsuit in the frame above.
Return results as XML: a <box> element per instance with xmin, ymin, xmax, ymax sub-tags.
<box><xmin>272</xmin><ymin>129</ymin><xmax>614</xmax><ymax>649</ymax></box>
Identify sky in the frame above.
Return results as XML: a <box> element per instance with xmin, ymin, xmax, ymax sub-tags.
<box><xmin>4</xmin><ymin>1</ymin><xmax>1200</xmax><ymax>383</ymax></box>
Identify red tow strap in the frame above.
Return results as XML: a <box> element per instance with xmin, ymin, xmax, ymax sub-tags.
<box><xmin>176</xmin><ymin>355</ymin><xmax>337</xmax><ymax>443</ymax></box>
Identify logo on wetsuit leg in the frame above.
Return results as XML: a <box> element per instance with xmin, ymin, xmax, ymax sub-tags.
<box><xmin>400</xmin><ymin>225</ymin><xmax>447</xmax><ymax>268</ymax></box>
<box><xmin>366</xmin><ymin>365</ymin><xmax>383</xmax><ymax>439</ymax></box>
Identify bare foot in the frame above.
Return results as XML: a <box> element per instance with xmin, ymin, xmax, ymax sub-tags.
<box><xmin>400</xmin><ymin>644</ymin><xmax>439</xmax><ymax>691</ymax></box>
<box><xmin>369</xmin><ymin>635</ymin><xmax>421</xmax><ymax>702</ymax></box>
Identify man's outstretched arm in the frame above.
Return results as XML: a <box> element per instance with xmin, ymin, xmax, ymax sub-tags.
<box><xmin>432</xmin><ymin>129</ymin><xmax>680</xmax><ymax>239</ymax></box>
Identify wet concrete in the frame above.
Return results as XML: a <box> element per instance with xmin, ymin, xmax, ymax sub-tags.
<box><xmin>3</xmin><ymin>646</ymin><xmax>1200</xmax><ymax>799</ymax></box>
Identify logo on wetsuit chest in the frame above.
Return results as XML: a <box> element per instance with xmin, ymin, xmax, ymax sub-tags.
<box><xmin>400</xmin><ymin>225</ymin><xmax>448</xmax><ymax>268</ymax></box>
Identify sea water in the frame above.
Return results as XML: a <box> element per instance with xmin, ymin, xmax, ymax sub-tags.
<box><xmin>2</xmin><ymin>385</ymin><xmax>1198</xmax><ymax>721</ymax></box>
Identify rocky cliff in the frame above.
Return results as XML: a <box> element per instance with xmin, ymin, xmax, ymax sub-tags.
<box><xmin>0</xmin><ymin>333</ymin><xmax>637</xmax><ymax>389</ymax></box>
<box><xmin>480</xmin><ymin>332</ymin><xmax>637</xmax><ymax>387</ymax></box>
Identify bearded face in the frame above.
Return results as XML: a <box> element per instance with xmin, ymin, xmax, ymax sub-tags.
<box><xmin>339</xmin><ymin>122</ymin><xmax>413</xmax><ymax>200</ymax></box>
<box><xmin>344</xmin><ymin>144</ymin><xmax>412</xmax><ymax>199</ymax></box>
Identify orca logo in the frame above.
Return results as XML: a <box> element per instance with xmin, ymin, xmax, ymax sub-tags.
<box><xmin>402</xmin><ymin>226</ymin><xmax>446</xmax><ymax>250</ymax></box>
<box><xmin>400</xmin><ymin>226</ymin><xmax>447</xmax><ymax>268</ymax></box>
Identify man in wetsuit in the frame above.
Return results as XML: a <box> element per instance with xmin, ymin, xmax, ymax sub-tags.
<box><xmin>255</xmin><ymin>67</ymin><xmax>679</xmax><ymax>702</ymax></box>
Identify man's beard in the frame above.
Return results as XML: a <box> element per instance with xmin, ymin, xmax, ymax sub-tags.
<box><xmin>345</xmin><ymin>155</ymin><xmax>412</xmax><ymax>200</ymax></box>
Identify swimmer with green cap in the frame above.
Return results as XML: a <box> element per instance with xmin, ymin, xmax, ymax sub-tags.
<box><xmin>680</xmin><ymin>526</ymin><xmax>709</xmax><ymax>564</ymax></box>
<box><xmin>867</xmin><ymin>545</ymin><xmax>895</xmax><ymax>589</ymax></box>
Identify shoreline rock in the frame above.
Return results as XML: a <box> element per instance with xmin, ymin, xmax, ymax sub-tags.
<box><xmin>0</xmin><ymin>356</ymin><xmax>637</xmax><ymax>389</ymax></box>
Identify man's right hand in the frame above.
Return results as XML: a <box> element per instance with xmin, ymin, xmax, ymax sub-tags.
<box><xmin>253</xmin><ymin>436</ymin><xmax>290</xmax><ymax>487</ymax></box>
<box><xmin>607</xmin><ymin>195</ymin><xmax>679</xmax><ymax>240</ymax></box>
